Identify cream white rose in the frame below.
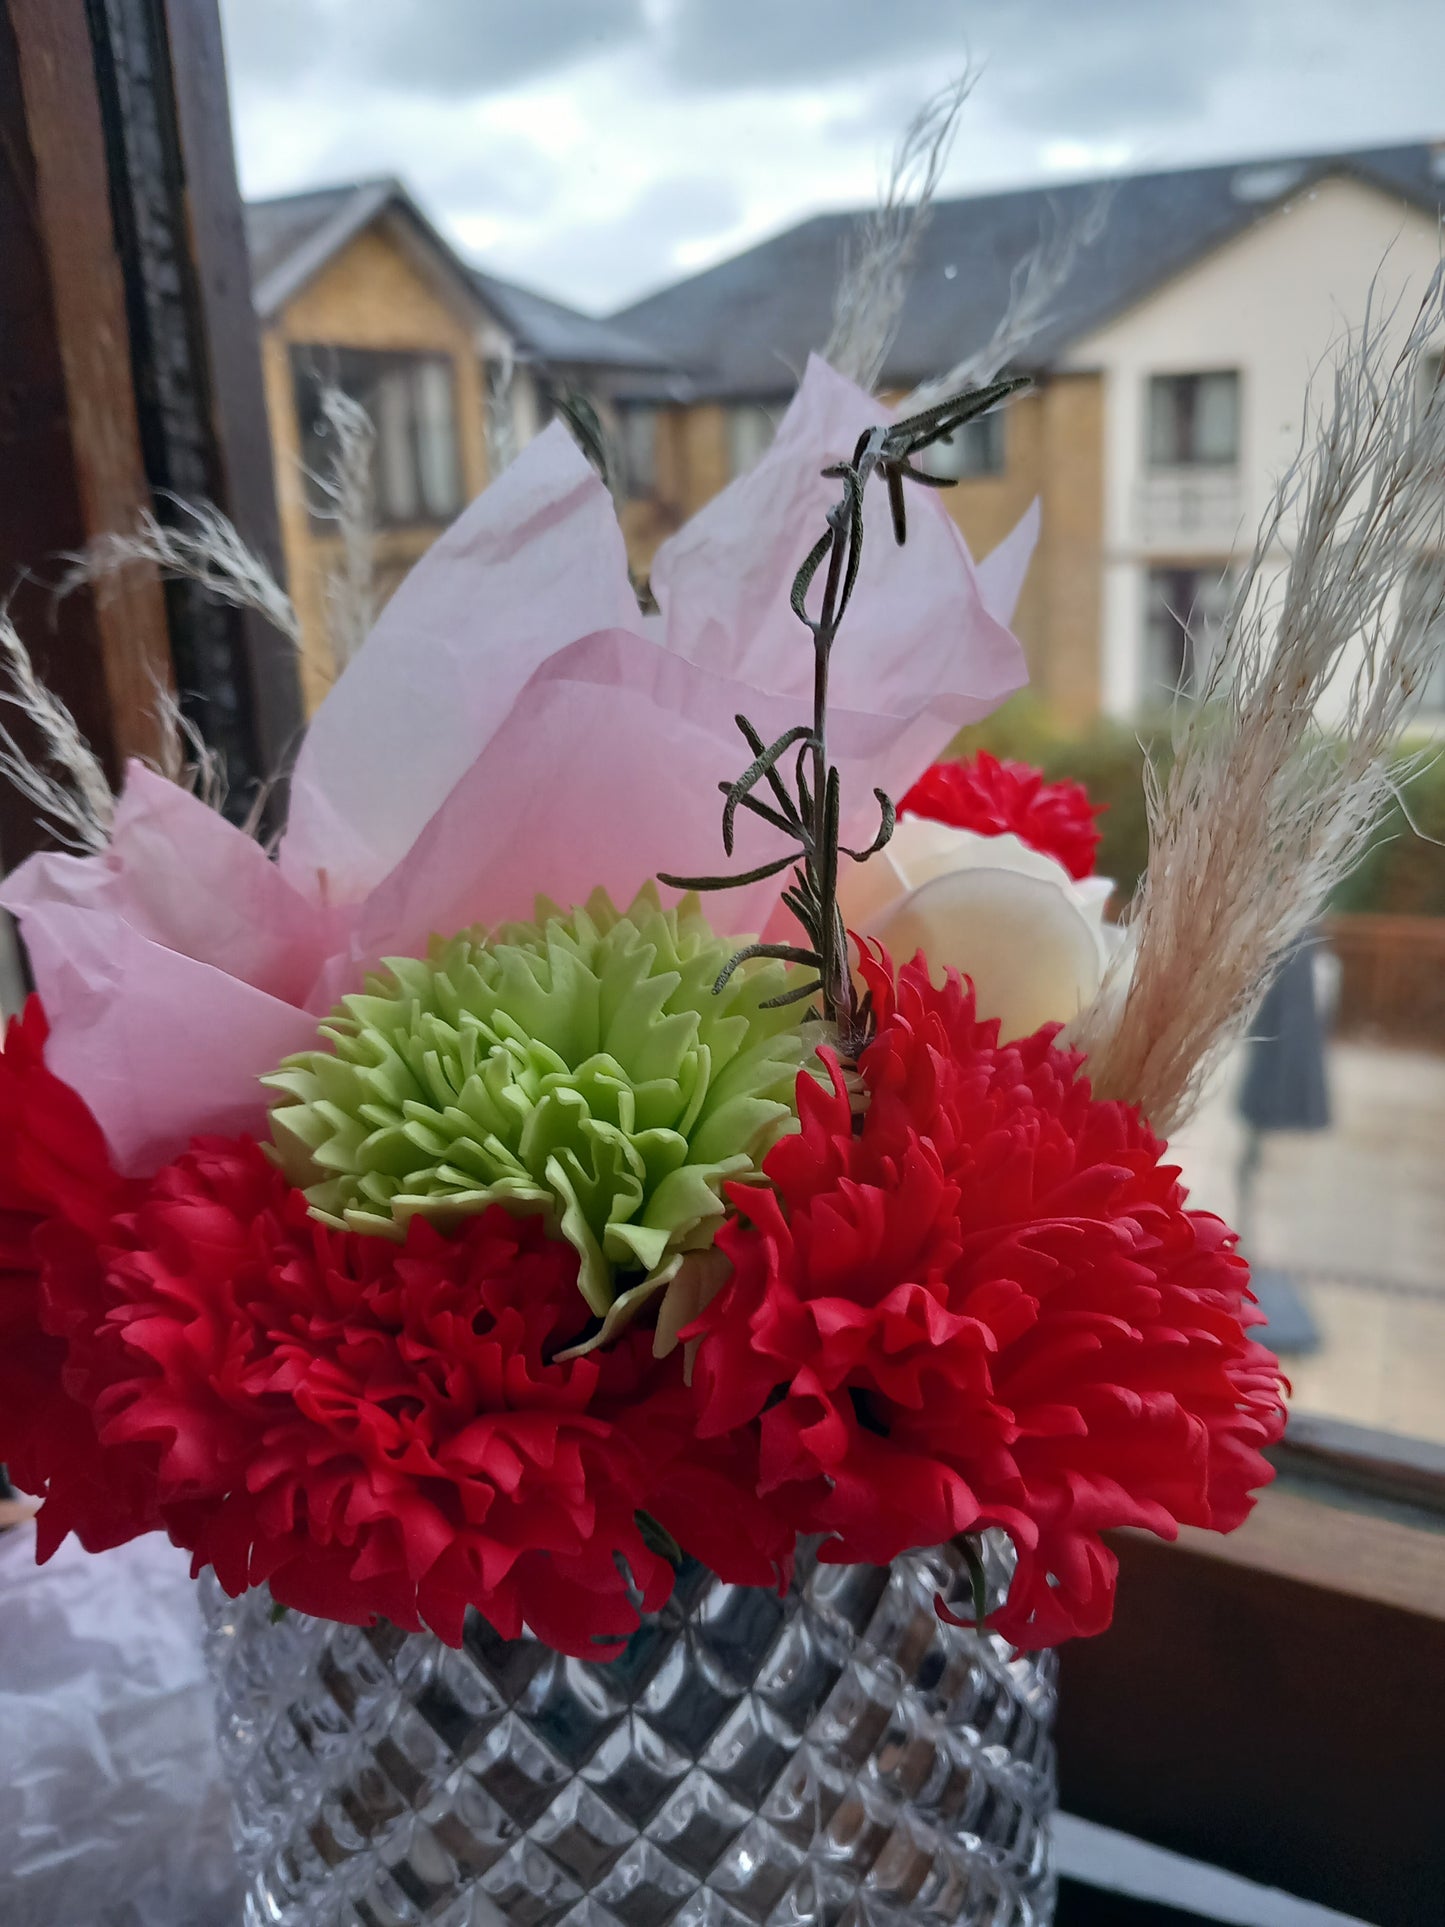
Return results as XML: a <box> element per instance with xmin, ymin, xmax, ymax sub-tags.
<box><xmin>837</xmin><ymin>817</ymin><xmax>1116</xmax><ymax>1042</ymax></box>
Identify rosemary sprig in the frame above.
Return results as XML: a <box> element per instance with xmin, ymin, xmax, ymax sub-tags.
<box><xmin>660</xmin><ymin>376</ymin><xmax>1028</xmax><ymax>1059</ymax></box>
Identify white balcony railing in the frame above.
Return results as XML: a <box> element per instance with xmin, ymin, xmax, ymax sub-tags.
<box><xmin>1134</xmin><ymin>468</ymin><xmax>1244</xmax><ymax>550</ymax></box>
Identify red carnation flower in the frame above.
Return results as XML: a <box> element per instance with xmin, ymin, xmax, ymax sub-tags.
<box><xmin>901</xmin><ymin>751</ymin><xmax>1104</xmax><ymax>879</ymax></box>
<box><xmin>28</xmin><ymin>1135</ymin><xmax>786</xmax><ymax>1656</ymax></box>
<box><xmin>0</xmin><ymin>1000</ymin><xmax>156</xmax><ymax>1557</ymax></box>
<box><xmin>689</xmin><ymin>953</ymin><xmax>1285</xmax><ymax>1647</ymax></box>
<box><xmin>65</xmin><ymin>1138</ymin><xmax>680</xmax><ymax>1654</ymax></box>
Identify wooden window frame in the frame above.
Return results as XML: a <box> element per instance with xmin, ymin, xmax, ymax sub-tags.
<box><xmin>1057</xmin><ymin>1415</ymin><xmax>1445</xmax><ymax>1924</ymax></box>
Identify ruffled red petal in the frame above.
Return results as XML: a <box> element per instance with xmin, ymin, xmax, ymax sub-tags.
<box><xmin>689</xmin><ymin>952</ymin><xmax>1286</xmax><ymax>1646</ymax></box>
<box><xmin>900</xmin><ymin>751</ymin><xmax>1104</xmax><ymax>879</ymax></box>
<box><xmin>0</xmin><ymin>999</ymin><xmax>153</xmax><ymax>1553</ymax></box>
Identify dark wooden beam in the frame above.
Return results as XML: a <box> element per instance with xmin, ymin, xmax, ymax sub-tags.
<box><xmin>159</xmin><ymin>0</ymin><xmax>301</xmax><ymax>783</ymax></box>
<box><xmin>0</xmin><ymin>0</ymin><xmax>172</xmax><ymax>864</ymax></box>
<box><xmin>84</xmin><ymin>0</ymin><xmax>302</xmax><ymax>812</ymax></box>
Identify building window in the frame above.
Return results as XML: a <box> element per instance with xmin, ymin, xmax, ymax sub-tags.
<box><xmin>1402</xmin><ymin>556</ymin><xmax>1445</xmax><ymax>711</ymax></box>
<box><xmin>1143</xmin><ymin>564</ymin><xmax>1234</xmax><ymax>704</ymax></box>
<box><xmin>919</xmin><ymin>409</ymin><xmax>1006</xmax><ymax>479</ymax></box>
<box><xmin>292</xmin><ymin>346</ymin><xmax>463</xmax><ymax>527</ymax></box>
<box><xmin>727</xmin><ymin>405</ymin><xmax>776</xmax><ymax>479</ymax></box>
<box><xmin>617</xmin><ymin>405</ymin><xmax>658</xmax><ymax>500</ymax></box>
<box><xmin>1147</xmin><ymin>371</ymin><xmax>1240</xmax><ymax>468</ymax></box>
<box><xmin>1420</xmin><ymin>351</ymin><xmax>1444</xmax><ymax>413</ymax></box>
<box><xmin>482</xmin><ymin>355</ymin><xmax>516</xmax><ymax>470</ymax></box>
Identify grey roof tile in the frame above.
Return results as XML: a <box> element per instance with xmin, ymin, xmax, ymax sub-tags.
<box><xmin>609</xmin><ymin>142</ymin><xmax>1445</xmax><ymax>400</ymax></box>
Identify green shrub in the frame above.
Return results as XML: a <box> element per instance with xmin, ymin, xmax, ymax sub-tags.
<box><xmin>1331</xmin><ymin>749</ymin><xmax>1445</xmax><ymax>919</ymax></box>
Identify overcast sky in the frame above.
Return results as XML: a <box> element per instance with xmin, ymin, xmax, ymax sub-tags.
<box><xmin>219</xmin><ymin>0</ymin><xmax>1445</xmax><ymax>315</ymax></box>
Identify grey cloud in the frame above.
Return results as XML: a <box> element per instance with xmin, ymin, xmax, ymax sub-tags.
<box><xmin>411</xmin><ymin>143</ymin><xmax>569</xmax><ymax>223</ymax></box>
<box><xmin>222</xmin><ymin>0</ymin><xmax>645</xmax><ymax>98</ymax></box>
<box><xmin>353</xmin><ymin>0</ymin><xmax>645</xmax><ymax>97</ymax></box>
<box><xmin>485</xmin><ymin>174</ymin><xmax>747</xmax><ymax>309</ymax></box>
<box><xmin>659</xmin><ymin>0</ymin><xmax>1253</xmax><ymax>128</ymax></box>
<box><xmin>221</xmin><ymin>0</ymin><xmax>330</xmax><ymax>85</ymax></box>
<box><xmin>971</xmin><ymin>0</ymin><xmax>1255</xmax><ymax>135</ymax></box>
<box><xmin>660</xmin><ymin>0</ymin><xmax>969</xmax><ymax>88</ymax></box>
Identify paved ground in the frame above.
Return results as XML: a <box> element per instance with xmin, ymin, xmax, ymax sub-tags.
<box><xmin>1170</xmin><ymin>1041</ymin><xmax>1445</xmax><ymax>1444</ymax></box>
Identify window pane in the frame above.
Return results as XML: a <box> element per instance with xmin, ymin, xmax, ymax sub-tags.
<box><xmin>1147</xmin><ymin>378</ymin><xmax>1182</xmax><ymax>466</ymax></box>
<box><xmin>1403</xmin><ymin>557</ymin><xmax>1445</xmax><ymax>709</ymax></box>
<box><xmin>290</xmin><ymin>352</ymin><xmax>333</xmax><ymax>511</ymax></box>
<box><xmin>618</xmin><ymin>405</ymin><xmax>658</xmax><ymax>498</ymax></box>
<box><xmin>1144</xmin><ymin>564</ymin><xmax>1234</xmax><ymax>702</ymax></box>
<box><xmin>727</xmin><ymin>404</ymin><xmax>776</xmax><ymax>478</ymax></box>
<box><xmin>413</xmin><ymin>360</ymin><xmax>461</xmax><ymax>519</ymax></box>
<box><xmin>290</xmin><ymin>345</ymin><xmax>467</xmax><ymax>526</ymax></box>
<box><xmin>1147</xmin><ymin>372</ymin><xmax>1239</xmax><ymax>466</ymax></box>
<box><xmin>374</xmin><ymin>366</ymin><xmax>420</xmax><ymax>524</ymax></box>
<box><xmin>920</xmin><ymin>410</ymin><xmax>1005</xmax><ymax>478</ymax></box>
<box><xmin>1195</xmin><ymin>372</ymin><xmax>1240</xmax><ymax>463</ymax></box>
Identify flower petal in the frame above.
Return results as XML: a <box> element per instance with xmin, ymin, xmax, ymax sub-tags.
<box><xmin>873</xmin><ymin>866</ymin><xmax>1109</xmax><ymax>1041</ymax></box>
<box><xmin>280</xmin><ymin>424</ymin><xmax>641</xmax><ymax>906</ymax></box>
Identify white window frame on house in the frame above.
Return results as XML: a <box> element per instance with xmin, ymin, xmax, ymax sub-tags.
<box><xmin>1146</xmin><ymin>370</ymin><xmax>1241</xmax><ymax>469</ymax></box>
<box><xmin>1141</xmin><ymin>561</ymin><xmax>1237</xmax><ymax>707</ymax></box>
<box><xmin>291</xmin><ymin>345</ymin><xmax>464</xmax><ymax>528</ymax></box>
<box><xmin>919</xmin><ymin>408</ymin><xmax>1006</xmax><ymax>480</ymax></box>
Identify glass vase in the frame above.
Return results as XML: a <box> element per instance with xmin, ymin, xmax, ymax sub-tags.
<box><xmin>200</xmin><ymin>1538</ymin><xmax>1057</xmax><ymax>1927</ymax></box>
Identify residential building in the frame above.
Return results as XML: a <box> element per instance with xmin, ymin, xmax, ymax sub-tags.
<box><xmin>245</xmin><ymin>179</ymin><xmax>666</xmax><ymax>708</ymax></box>
<box><xmin>609</xmin><ymin>144</ymin><xmax>1445</xmax><ymax>724</ymax></box>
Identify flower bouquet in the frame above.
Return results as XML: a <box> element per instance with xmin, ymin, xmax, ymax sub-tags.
<box><xmin>2</xmin><ymin>291</ymin><xmax>1440</xmax><ymax>1923</ymax></box>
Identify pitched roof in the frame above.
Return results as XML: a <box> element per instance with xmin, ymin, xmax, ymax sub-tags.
<box><xmin>468</xmin><ymin>267</ymin><xmax>668</xmax><ymax>373</ymax></box>
<box><xmin>243</xmin><ymin>178</ymin><xmax>668</xmax><ymax>373</ymax></box>
<box><xmin>610</xmin><ymin>142</ymin><xmax>1445</xmax><ymax>401</ymax></box>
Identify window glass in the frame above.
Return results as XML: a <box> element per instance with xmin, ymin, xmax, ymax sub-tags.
<box><xmin>1143</xmin><ymin>563</ymin><xmax>1234</xmax><ymax>702</ymax></box>
<box><xmin>414</xmin><ymin>360</ymin><xmax>460</xmax><ymax>520</ymax></box>
<box><xmin>920</xmin><ymin>410</ymin><xmax>1005</xmax><ymax>478</ymax></box>
<box><xmin>1402</xmin><ymin>557</ymin><xmax>1445</xmax><ymax>710</ymax></box>
<box><xmin>374</xmin><ymin>364</ymin><xmax>421</xmax><ymax>523</ymax></box>
<box><xmin>291</xmin><ymin>346</ymin><xmax>463</xmax><ymax>527</ymax></box>
<box><xmin>726</xmin><ymin>404</ymin><xmax>776</xmax><ymax>479</ymax></box>
<box><xmin>617</xmin><ymin>404</ymin><xmax>658</xmax><ymax>498</ymax></box>
<box><xmin>1147</xmin><ymin>371</ymin><xmax>1240</xmax><ymax>466</ymax></box>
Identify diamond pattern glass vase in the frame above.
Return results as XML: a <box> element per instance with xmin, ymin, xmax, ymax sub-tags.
<box><xmin>200</xmin><ymin>1538</ymin><xmax>1057</xmax><ymax>1927</ymax></box>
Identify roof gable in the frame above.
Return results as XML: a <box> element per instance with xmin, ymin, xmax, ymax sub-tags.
<box><xmin>245</xmin><ymin>179</ymin><xmax>671</xmax><ymax>374</ymax></box>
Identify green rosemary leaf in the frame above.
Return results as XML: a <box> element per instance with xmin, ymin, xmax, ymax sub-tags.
<box><xmin>836</xmin><ymin>470</ymin><xmax>866</xmax><ymax>626</ymax></box>
<box><xmin>886</xmin><ymin>467</ymin><xmax>908</xmax><ymax>546</ymax></box>
<box><xmin>888</xmin><ymin>460</ymin><xmax>959</xmax><ymax>490</ymax></box>
<box><xmin>722</xmin><ymin>725</ymin><xmax>816</xmax><ymax>855</ymax></box>
<box><xmin>790</xmin><ymin>530</ymin><xmax>834</xmax><ymax>630</ymax></box>
<box><xmin>657</xmin><ymin>848</ymin><xmax>799</xmax><ymax>892</ymax></box>
<box><xmin>723</xmin><ymin>786</ymin><xmax>810</xmax><ymax>845</ymax></box>
<box><xmin>714</xmin><ymin>941</ymin><xmax>822</xmax><ymax>994</ymax></box>
<box><xmin>760</xmin><ymin>977</ymin><xmax>825</xmax><ymax>1010</ymax></box>
<box><xmin>734</xmin><ymin>714</ymin><xmax>804</xmax><ymax>823</ymax></box>
<box><xmin>841</xmin><ymin>789</ymin><xmax>896</xmax><ymax>863</ymax></box>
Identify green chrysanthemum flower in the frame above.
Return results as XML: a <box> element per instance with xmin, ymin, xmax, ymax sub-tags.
<box><xmin>265</xmin><ymin>886</ymin><xmax>809</xmax><ymax>1344</ymax></box>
